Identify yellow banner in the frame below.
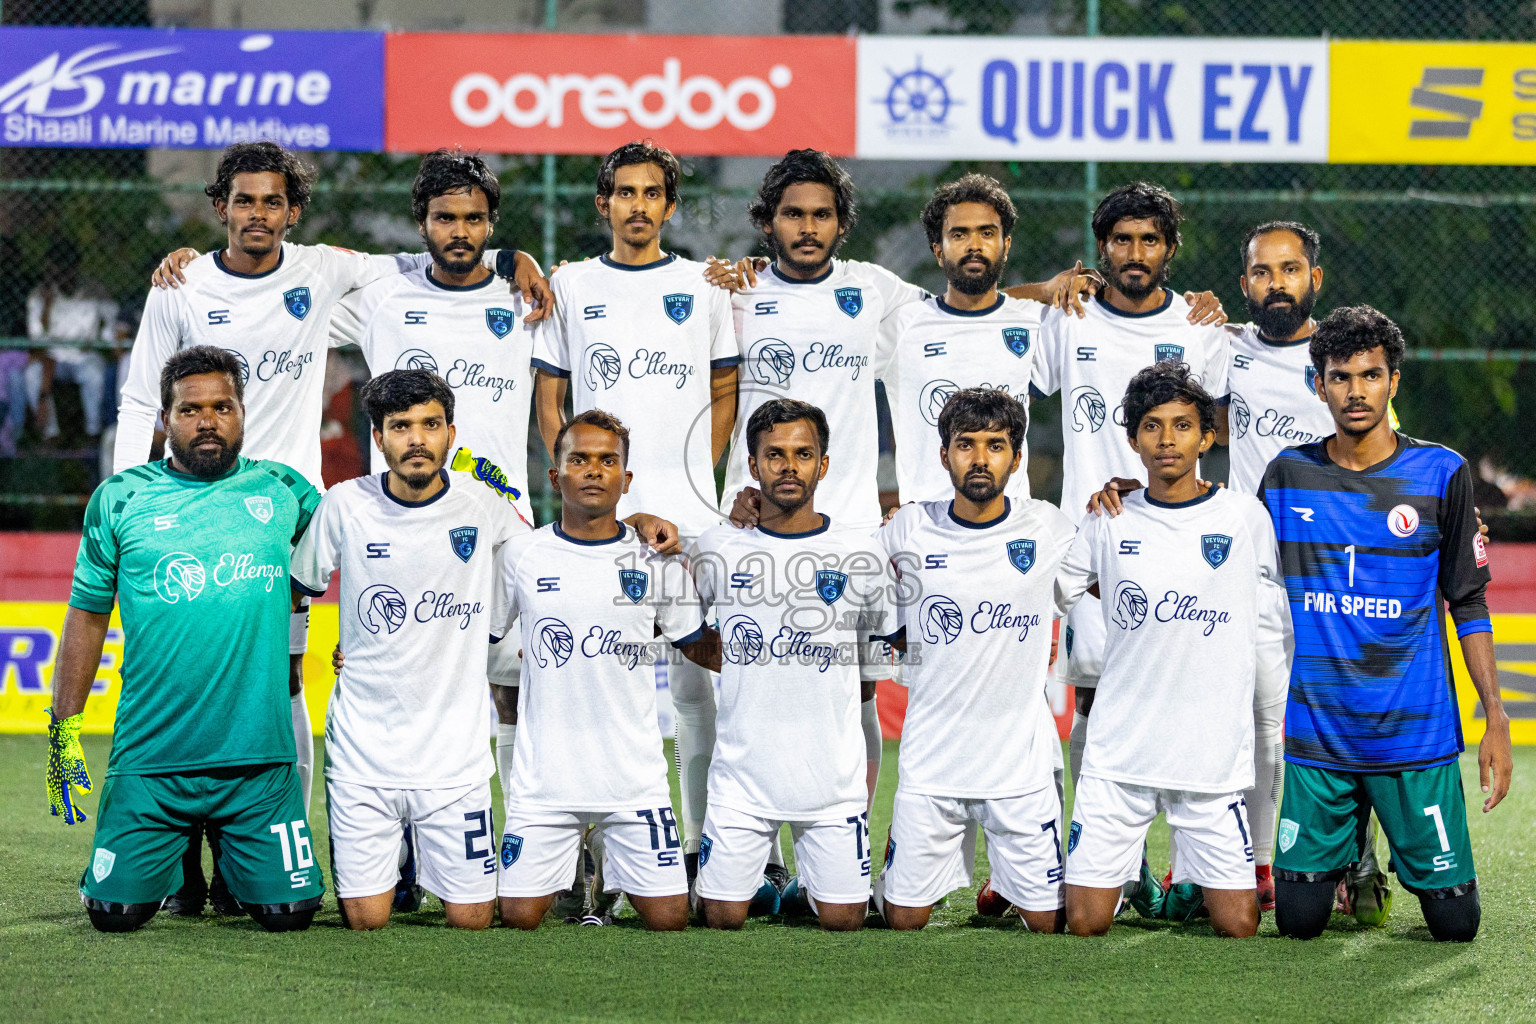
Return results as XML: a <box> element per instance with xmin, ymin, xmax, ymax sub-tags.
<box><xmin>1330</xmin><ymin>41</ymin><xmax>1536</xmax><ymax>164</ymax></box>
<box><xmin>0</xmin><ymin>601</ymin><xmax>338</xmax><ymax>735</ymax></box>
<box><xmin>4</xmin><ymin>600</ymin><xmax>1534</xmax><ymax>744</ymax></box>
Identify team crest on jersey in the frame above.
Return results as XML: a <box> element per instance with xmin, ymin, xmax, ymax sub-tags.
<box><xmin>449</xmin><ymin>526</ymin><xmax>479</xmax><ymax>563</ymax></box>
<box><xmin>283</xmin><ymin>287</ymin><xmax>312</xmax><ymax>321</ymax></box>
<box><xmin>1007</xmin><ymin>539</ymin><xmax>1036</xmax><ymax>575</ymax></box>
<box><xmin>619</xmin><ymin>568</ymin><xmax>649</xmax><ymax>604</ymax></box>
<box><xmin>244</xmin><ymin>495</ymin><xmax>273</xmax><ymax>524</ymax></box>
<box><xmin>92</xmin><ymin>847</ymin><xmax>116</xmax><ymax>882</ymax></box>
<box><xmin>1153</xmin><ymin>343</ymin><xmax>1184</xmax><ymax>364</ymax></box>
<box><xmin>485</xmin><ymin>307</ymin><xmax>514</xmax><ymax>339</ymax></box>
<box><xmin>1067</xmin><ymin>821</ymin><xmax>1082</xmax><ymax>854</ymax></box>
<box><xmin>663</xmin><ymin>293</ymin><xmax>694</xmax><ymax>325</ymax></box>
<box><xmin>1304</xmin><ymin>364</ymin><xmax>1319</xmax><ymax>393</ymax></box>
<box><xmin>815</xmin><ymin>569</ymin><xmax>849</xmax><ymax>605</ymax></box>
<box><xmin>1002</xmin><ymin>326</ymin><xmax>1030</xmax><ymax>358</ymax></box>
<box><xmin>1201</xmin><ymin>533</ymin><xmax>1233</xmax><ymax>569</ymax></box>
<box><xmin>698</xmin><ymin>834</ymin><xmax>713</xmax><ymax>868</ymax></box>
<box><xmin>1278</xmin><ymin>818</ymin><xmax>1299</xmax><ymax>854</ymax></box>
<box><xmin>501</xmin><ymin>833</ymin><xmax>523</xmax><ymax>867</ymax></box>
<box><xmin>1387</xmin><ymin>504</ymin><xmax>1420</xmax><ymax>538</ymax></box>
<box><xmin>834</xmin><ymin>287</ymin><xmax>863</xmax><ymax>319</ymax></box>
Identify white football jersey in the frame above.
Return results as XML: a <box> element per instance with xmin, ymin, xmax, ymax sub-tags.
<box><xmin>1224</xmin><ymin>323</ymin><xmax>1334</xmax><ymax>496</ymax></box>
<box><xmin>332</xmin><ymin>266</ymin><xmax>536</xmax><ymax>521</ymax></box>
<box><xmin>494</xmin><ymin>522</ymin><xmax>705</xmax><ymax>812</ymax></box>
<box><xmin>1053</xmin><ymin>487</ymin><xmax>1287</xmax><ymax>792</ymax></box>
<box><xmin>882</xmin><ymin>294</ymin><xmax>1043</xmax><ymax>504</ymax></box>
<box><xmin>289</xmin><ymin>469</ymin><xmax>529</xmax><ymax>788</ymax></box>
<box><xmin>878</xmin><ymin>497</ymin><xmax>1075</xmax><ymax>798</ymax></box>
<box><xmin>115</xmin><ymin>243</ymin><xmax>427</xmax><ymax>488</ymax></box>
<box><xmin>727</xmin><ymin>261</ymin><xmax>927</xmax><ymax>531</ymax></box>
<box><xmin>691</xmin><ymin>518</ymin><xmax>895</xmax><ymax>820</ymax></box>
<box><xmin>1031</xmin><ymin>293</ymin><xmax>1229</xmax><ymax>517</ymax></box>
<box><xmin>531</xmin><ymin>255</ymin><xmax>737</xmax><ymax>536</ymax></box>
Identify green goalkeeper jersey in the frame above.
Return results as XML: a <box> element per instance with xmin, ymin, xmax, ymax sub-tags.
<box><xmin>69</xmin><ymin>457</ymin><xmax>320</xmax><ymax>777</ymax></box>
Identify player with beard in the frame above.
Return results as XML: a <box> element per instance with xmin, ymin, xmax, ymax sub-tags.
<box><xmin>1029</xmin><ymin>182</ymin><xmax>1228</xmax><ymax>805</ymax></box>
<box><xmin>291</xmin><ymin>370</ymin><xmax>531</xmax><ymax>931</ymax></box>
<box><xmin>48</xmin><ymin>346</ymin><xmax>324</xmax><ymax>933</ymax></box>
<box><xmin>882</xmin><ymin>175</ymin><xmax>1044</xmax><ymax>505</ymax></box>
<box><xmin>873</xmin><ymin>389</ymin><xmax>1074</xmax><ymax>931</ymax></box>
<box><xmin>530</xmin><ymin>140</ymin><xmax>736</xmax><ymax>916</ymax></box>
<box><xmin>690</xmin><ymin>399</ymin><xmax>895</xmax><ymax>930</ymax></box>
<box><xmin>119</xmin><ymin>142</ymin><xmax>551</xmax><ymax>916</ymax></box>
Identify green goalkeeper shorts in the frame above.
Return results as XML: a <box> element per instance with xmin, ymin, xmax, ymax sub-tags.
<box><xmin>80</xmin><ymin>763</ymin><xmax>324</xmax><ymax>913</ymax></box>
<box><xmin>1273</xmin><ymin>760</ymin><xmax>1477</xmax><ymax>898</ymax></box>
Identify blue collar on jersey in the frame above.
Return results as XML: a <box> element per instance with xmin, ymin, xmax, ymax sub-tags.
<box><xmin>1144</xmin><ymin>486</ymin><xmax>1219</xmax><ymax>509</ymax></box>
<box><xmin>380</xmin><ymin>469</ymin><xmax>450</xmax><ymax>508</ymax></box>
<box><xmin>937</xmin><ymin>295</ymin><xmax>1006</xmax><ymax>318</ymax></box>
<box><xmin>757</xmin><ymin>514</ymin><xmax>831</xmax><ymax>539</ymax></box>
<box><xmin>947</xmin><ymin>497</ymin><xmax>1011</xmax><ymax>528</ymax></box>
<box><xmin>770</xmin><ymin>262</ymin><xmax>836</xmax><ymax>285</ymax></box>
<box><xmin>214</xmin><ymin>248</ymin><xmax>284</xmax><ymax>279</ymax></box>
<box><xmin>598</xmin><ymin>253</ymin><xmax>677</xmax><ymax>272</ymax></box>
<box><xmin>554</xmin><ymin>521</ymin><xmax>627</xmax><ymax>545</ymax></box>
<box><xmin>1321</xmin><ymin>432</ymin><xmax>1406</xmax><ymax>475</ymax></box>
<box><xmin>1256</xmin><ymin>325</ymin><xmax>1314</xmax><ymax>348</ymax></box>
<box><xmin>1095</xmin><ymin>289</ymin><xmax>1173</xmax><ymax>319</ymax></box>
<box><xmin>424</xmin><ymin>266</ymin><xmax>495</xmax><ymax>291</ymax></box>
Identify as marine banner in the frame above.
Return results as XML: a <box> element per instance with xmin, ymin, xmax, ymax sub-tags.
<box><xmin>0</xmin><ymin>26</ymin><xmax>384</xmax><ymax>150</ymax></box>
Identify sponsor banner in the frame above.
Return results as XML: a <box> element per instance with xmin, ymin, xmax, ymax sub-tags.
<box><xmin>0</xmin><ymin>601</ymin><xmax>339</xmax><ymax>735</ymax></box>
<box><xmin>384</xmin><ymin>33</ymin><xmax>856</xmax><ymax>156</ymax></box>
<box><xmin>857</xmin><ymin>36</ymin><xmax>1329</xmax><ymax>162</ymax></box>
<box><xmin>0</xmin><ymin>26</ymin><xmax>383</xmax><ymax>150</ymax></box>
<box><xmin>1329</xmin><ymin>41</ymin><xmax>1536</xmax><ymax>165</ymax></box>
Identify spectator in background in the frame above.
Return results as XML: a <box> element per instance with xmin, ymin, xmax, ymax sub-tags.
<box><xmin>0</xmin><ymin>348</ymin><xmax>27</xmax><ymax>457</ymax></box>
<box><xmin>26</xmin><ymin>243</ymin><xmax>119</xmax><ymax>443</ymax></box>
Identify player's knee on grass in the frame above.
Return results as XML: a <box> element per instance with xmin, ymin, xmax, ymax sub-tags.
<box><xmin>499</xmin><ymin>894</ymin><xmax>555</xmax><ymax>930</ymax></box>
<box><xmin>443</xmin><ymin>901</ymin><xmax>495</xmax><ymax>931</ymax></box>
<box><xmin>702</xmin><ymin>898</ymin><xmax>749</xmax><ymax>930</ymax></box>
<box><xmin>1018</xmin><ymin>908</ymin><xmax>1065</xmax><ymax>934</ymax></box>
<box><xmin>339</xmin><ymin>893</ymin><xmax>393</xmax><ymax>931</ymax></box>
<box><xmin>1064</xmin><ymin>886</ymin><xmax>1118</xmax><ymax>936</ymax></box>
<box><xmin>1204</xmin><ymin>888</ymin><xmax>1259</xmax><ymax>938</ymax></box>
<box><xmin>814</xmin><ymin>900</ymin><xmax>867</xmax><ymax>932</ymax></box>
<box><xmin>883</xmin><ymin>902</ymin><xmax>933</xmax><ymax>931</ymax></box>
<box><xmin>85</xmin><ymin>899</ymin><xmax>159</xmax><ymax>933</ymax></box>
<box><xmin>1419</xmin><ymin>889</ymin><xmax>1480</xmax><ymax>942</ymax></box>
<box><xmin>1274</xmin><ymin>879</ymin><xmax>1335</xmax><ymax>939</ymax></box>
<box><xmin>247</xmin><ymin>898</ymin><xmax>320</xmax><ymax>933</ymax></box>
<box><xmin>630</xmin><ymin>893</ymin><xmax>688</xmax><ymax>931</ymax></box>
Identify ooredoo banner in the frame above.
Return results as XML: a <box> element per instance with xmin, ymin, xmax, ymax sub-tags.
<box><xmin>0</xmin><ymin>26</ymin><xmax>383</xmax><ymax>150</ymax></box>
<box><xmin>384</xmin><ymin>33</ymin><xmax>857</xmax><ymax>156</ymax></box>
<box><xmin>856</xmin><ymin>36</ymin><xmax>1330</xmax><ymax>162</ymax></box>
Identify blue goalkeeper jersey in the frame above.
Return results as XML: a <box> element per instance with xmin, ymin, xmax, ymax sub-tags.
<box><xmin>1259</xmin><ymin>434</ymin><xmax>1491</xmax><ymax>773</ymax></box>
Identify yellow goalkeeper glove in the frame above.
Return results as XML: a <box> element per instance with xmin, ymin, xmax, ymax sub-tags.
<box><xmin>47</xmin><ymin>709</ymin><xmax>92</xmax><ymax>824</ymax></box>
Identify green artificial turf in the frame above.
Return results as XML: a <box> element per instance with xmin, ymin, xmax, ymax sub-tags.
<box><xmin>2</xmin><ymin>736</ymin><xmax>1533</xmax><ymax>1023</ymax></box>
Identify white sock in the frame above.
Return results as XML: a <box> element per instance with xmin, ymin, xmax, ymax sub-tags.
<box><xmin>1247</xmin><ymin>701</ymin><xmax>1285</xmax><ymax>867</ymax></box>
<box><xmin>669</xmin><ymin>658</ymin><xmax>716</xmax><ymax>856</ymax></box>
<box><xmin>861</xmin><ymin>694</ymin><xmax>882</xmax><ymax>812</ymax></box>
<box><xmin>291</xmin><ymin>691</ymin><xmax>313</xmax><ymax>815</ymax></box>
<box><xmin>1068</xmin><ymin>710</ymin><xmax>1089</xmax><ymax>790</ymax></box>
<box><xmin>496</xmin><ymin>724</ymin><xmax>517</xmax><ymax>806</ymax></box>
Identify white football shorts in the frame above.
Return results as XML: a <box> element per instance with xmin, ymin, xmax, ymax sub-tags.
<box><xmin>289</xmin><ymin>600</ymin><xmax>310</xmax><ymax>656</ymax></box>
<box><xmin>1062</xmin><ymin>597</ymin><xmax>1104</xmax><ymax>690</ymax></box>
<box><xmin>326</xmin><ymin>778</ymin><xmax>497</xmax><ymax>903</ymax></box>
<box><xmin>497</xmin><ymin>805</ymin><xmax>687</xmax><ymax>900</ymax></box>
<box><xmin>882</xmin><ymin>784</ymin><xmax>1065</xmax><ymax>912</ymax></box>
<box><xmin>1067</xmin><ymin>775</ymin><xmax>1256</xmax><ymax>890</ymax></box>
<box><xmin>487</xmin><ymin>632</ymin><xmax>522</xmax><ymax>688</ymax></box>
<box><xmin>695</xmin><ymin>803</ymin><xmax>872</xmax><ymax>906</ymax></box>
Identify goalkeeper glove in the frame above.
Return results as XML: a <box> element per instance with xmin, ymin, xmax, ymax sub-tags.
<box><xmin>47</xmin><ymin>709</ymin><xmax>92</xmax><ymax>824</ymax></box>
